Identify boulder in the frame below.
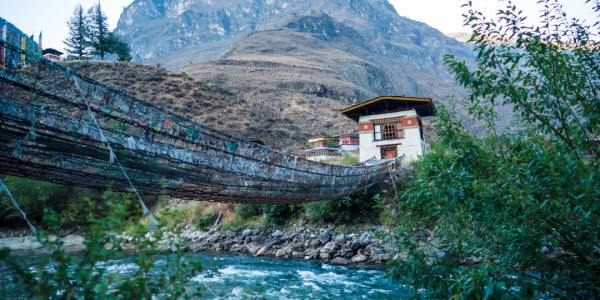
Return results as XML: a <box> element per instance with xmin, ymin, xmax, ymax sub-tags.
<box><xmin>339</xmin><ymin>246</ymin><xmax>355</xmax><ymax>258</ymax></box>
<box><xmin>309</xmin><ymin>238</ymin><xmax>321</xmax><ymax>248</ymax></box>
<box><xmin>304</xmin><ymin>249</ymin><xmax>319</xmax><ymax>260</ymax></box>
<box><xmin>321</xmin><ymin>241</ymin><xmax>338</xmax><ymax>254</ymax></box>
<box><xmin>334</xmin><ymin>234</ymin><xmax>345</xmax><ymax>243</ymax></box>
<box><xmin>351</xmin><ymin>254</ymin><xmax>367</xmax><ymax>263</ymax></box>
<box><xmin>272</xmin><ymin>230</ymin><xmax>283</xmax><ymax>238</ymax></box>
<box><xmin>319</xmin><ymin>252</ymin><xmax>331</xmax><ymax>259</ymax></box>
<box><xmin>242</xmin><ymin>229</ymin><xmax>253</xmax><ymax>237</ymax></box>
<box><xmin>319</xmin><ymin>232</ymin><xmax>331</xmax><ymax>244</ymax></box>
<box><xmin>255</xmin><ymin>245</ymin><xmax>269</xmax><ymax>256</ymax></box>
<box><xmin>333</xmin><ymin>257</ymin><xmax>348</xmax><ymax>265</ymax></box>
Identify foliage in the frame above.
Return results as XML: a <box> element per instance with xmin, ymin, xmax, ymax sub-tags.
<box><xmin>87</xmin><ymin>2</ymin><xmax>110</xmax><ymax>60</ymax></box>
<box><xmin>235</xmin><ymin>204</ymin><xmax>300</xmax><ymax>226</ymax></box>
<box><xmin>389</xmin><ymin>1</ymin><xmax>600</xmax><ymax>298</ymax></box>
<box><xmin>304</xmin><ymin>188</ymin><xmax>382</xmax><ymax>225</ymax></box>
<box><xmin>195</xmin><ymin>209</ymin><xmax>219</xmax><ymax>231</ymax></box>
<box><xmin>63</xmin><ymin>3</ymin><xmax>132</xmax><ymax>61</ymax></box>
<box><xmin>0</xmin><ymin>191</ymin><xmax>203</xmax><ymax>299</ymax></box>
<box><xmin>64</xmin><ymin>4</ymin><xmax>90</xmax><ymax>58</ymax></box>
<box><xmin>0</xmin><ymin>176</ymin><xmax>75</xmax><ymax>224</ymax></box>
<box><xmin>106</xmin><ymin>33</ymin><xmax>132</xmax><ymax>62</ymax></box>
<box><xmin>0</xmin><ymin>177</ymin><xmax>144</xmax><ymax>229</ymax></box>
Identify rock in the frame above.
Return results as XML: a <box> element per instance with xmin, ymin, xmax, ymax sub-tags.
<box><xmin>242</xmin><ymin>229</ymin><xmax>253</xmax><ymax>237</ymax></box>
<box><xmin>255</xmin><ymin>246</ymin><xmax>269</xmax><ymax>256</ymax></box>
<box><xmin>309</xmin><ymin>238</ymin><xmax>321</xmax><ymax>248</ymax></box>
<box><xmin>304</xmin><ymin>249</ymin><xmax>319</xmax><ymax>260</ymax></box>
<box><xmin>244</xmin><ymin>236</ymin><xmax>252</xmax><ymax>244</ymax></box>
<box><xmin>321</xmin><ymin>241</ymin><xmax>338</xmax><ymax>254</ymax></box>
<box><xmin>275</xmin><ymin>249</ymin><xmax>286</xmax><ymax>257</ymax></box>
<box><xmin>319</xmin><ymin>232</ymin><xmax>331</xmax><ymax>244</ymax></box>
<box><xmin>339</xmin><ymin>247</ymin><xmax>355</xmax><ymax>258</ymax></box>
<box><xmin>351</xmin><ymin>254</ymin><xmax>367</xmax><ymax>263</ymax></box>
<box><xmin>291</xmin><ymin>251</ymin><xmax>303</xmax><ymax>258</ymax></box>
<box><xmin>334</xmin><ymin>234</ymin><xmax>345</xmax><ymax>243</ymax></box>
<box><xmin>272</xmin><ymin>230</ymin><xmax>283</xmax><ymax>238</ymax></box>
<box><xmin>246</xmin><ymin>243</ymin><xmax>261</xmax><ymax>255</ymax></box>
<box><xmin>333</xmin><ymin>257</ymin><xmax>348</xmax><ymax>265</ymax></box>
<box><xmin>319</xmin><ymin>252</ymin><xmax>331</xmax><ymax>259</ymax></box>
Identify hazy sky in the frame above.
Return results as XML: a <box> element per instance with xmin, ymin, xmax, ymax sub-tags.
<box><xmin>1</xmin><ymin>0</ymin><xmax>596</xmax><ymax>52</ymax></box>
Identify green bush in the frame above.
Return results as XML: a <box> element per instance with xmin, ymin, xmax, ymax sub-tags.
<box><xmin>0</xmin><ymin>188</ymin><xmax>202</xmax><ymax>298</ymax></box>
<box><xmin>235</xmin><ymin>203</ymin><xmax>263</xmax><ymax>219</ymax></box>
<box><xmin>304</xmin><ymin>188</ymin><xmax>382</xmax><ymax>225</ymax></box>
<box><xmin>0</xmin><ymin>176</ymin><xmax>74</xmax><ymax>224</ymax></box>
<box><xmin>389</xmin><ymin>1</ymin><xmax>600</xmax><ymax>298</ymax></box>
<box><xmin>234</xmin><ymin>203</ymin><xmax>301</xmax><ymax>226</ymax></box>
<box><xmin>195</xmin><ymin>210</ymin><xmax>218</xmax><ymax>231</ymax></box>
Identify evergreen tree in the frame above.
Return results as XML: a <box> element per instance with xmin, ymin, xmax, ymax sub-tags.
<box><xmin>64</xmin><ymin>4</ymin><xmax>89</xmax><ymax>59</ymax></box>
<box><xmin>107</xmin><ymin>33</ymin><xmax>132</xmax><ymax>61</ymax></box>
<box><xmin>87</xmin><ymin>2</ymin><xmax>110</xmax><ymax>60</ymax></box>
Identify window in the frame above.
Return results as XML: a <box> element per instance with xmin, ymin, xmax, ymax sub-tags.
<box><xmin>374</xmin><ymin>123</ymin><xmax>403</xmax><ymax>141</ymax></box>
<box><xmin>374</xmin><ymin>125</ymin><xmax>382</xmax><ymax>140</ymax></box>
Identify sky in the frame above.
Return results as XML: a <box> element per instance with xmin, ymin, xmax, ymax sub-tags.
<box><xmin>1</xmin><ymin>0</ymin><xmax>596</xmax><ymax>52</ymax></box>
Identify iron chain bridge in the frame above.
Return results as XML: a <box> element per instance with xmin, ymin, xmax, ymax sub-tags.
<box><xmin>0</xmin><ymin>41</ymin><xmax>400</xmax><ymax>204</ymax></box>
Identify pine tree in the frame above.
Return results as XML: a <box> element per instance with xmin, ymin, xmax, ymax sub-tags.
<box><xmin>64</xmin><ymin>4</ymin><xmax>89</xmax><ymax>59</ymax></box>
<box><xmin>87</xmin><ymin>2</ymin><xmax>110</xmax><ymax>60</ymax></box>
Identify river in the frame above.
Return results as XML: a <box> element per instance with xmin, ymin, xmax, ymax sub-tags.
<box><xmin>0</xmin><ymin>251</ymin><xmax>411</xmax><ymax>299</ymax></box>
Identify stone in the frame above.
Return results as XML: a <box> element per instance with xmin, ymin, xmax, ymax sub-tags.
<box><xmin>319</xmin><ymin>232</ymin><xmax>331</xmax><ymax>244</ymax></box>
<box><xmin>309</xmin><ymin>238</ymin><xmax>321</xmax><ymax>248</ymax></box>
<box><xmin>351</xmin><ymin>254</ymin><xmax>367</xmax><ymax>263</ymax></box>
<box><xmin>255</xmin><ymin>246</ymin><xmax>269</xmax><ymax>256</ymax></box>
<box><xmin>334</xmin><ymin>234</ymin><xmax>345</xmax><ymax>243</ymax></box>
<box><xmin>321</xmin><ymin>241</ymin><xmax>338</xmax><ymax>254</ymax></box>
<box><xmin>291</xmin><ymin>251</ymin><xmax>303</xmax><ymax>258</ymax></box>
<box><xmin>339</xmin><ymin>247</ymin><xmax>355</xmax><ymax>258</ymax></box>
<box><xmin>319</xmin><ymin>252</ymin><xmax>331</xmax><ymax>259</ymax></box>
<box><xmin>244</xmin><ymin>236</ymin><xmax>252</xmax><ymax>244</ymax></box>
<box><xmin>275</xmin><ymin>249</ymin><xmax>286</xmax><ymax>257</ymax></box>
<box><xmin>304</xmin><ymin>249</ymin><xmax>319</xmax><ymax>260</ymax></box>
<box><xmin>332</xmin><ymin>257</ymin><xmax>348</xmax><ymax>265</ymax></box>
<box><xmin>272</xmin><ymin>230</ymin><xmax>283</xmax><ymax>238</ymax></box>
<box><xmin>242</xmin><ymin>229</ymin><xmax>253</xmax><ymax>237</ymax></box>
<box><xmin>246</xmin><ymin>243</ymin><xmax>261</xmax><ymax>255</ymax></box>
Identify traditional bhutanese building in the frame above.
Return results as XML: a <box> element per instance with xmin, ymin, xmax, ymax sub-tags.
<box><xmin>340</xmin><ymin>96</ymin><xmax>435</xmax><ymax>162</ymax></box>
<box><xmin>304</xmin><ymin>137</ymin><xmax>340</xmax><ymax>162</ymax></box>
<box><xmin>338</xmin><ymin>133</ymin><xmax>359</xmax><ymax>152</ymax></box>
<box><xmin>42</xmin><ymin>48</ymin><xmax>64</xmax><ymax>62</ymax></box>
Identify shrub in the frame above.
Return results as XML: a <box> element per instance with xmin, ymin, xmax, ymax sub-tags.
<box><xmin>195</xmin><ymin>210</ymin><xmax>219</xmax><ymax>231</ymax></box>
<box><xmin>0</xmin><ymin>191</ymin><xmax>202</xmax><ymax>298</ymax></box>
<box><xmin>389</xmin><ymin>1</ymin><xmax>600</xmax><ymax>298</ymax></box>
<box><xmin>235</xmin><ymin>203</ymin><xmax>263</xmax><ymax>219</ymax></box>
<box><xmin>304</xmin><ymin>188</ymin><xmax>381</xmax><ymax>225</ymax></box>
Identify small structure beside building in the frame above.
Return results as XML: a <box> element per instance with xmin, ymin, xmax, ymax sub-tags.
<box><xmin>305</xmin><ymin>137</ymin><xmax>339</xmax><ymax>162</ymax></box>
<box><xmin>42</xmin><ymin>48</ymin><xmax>63</xmax><ymax>62</ymax></box>
<box><xmin>338</xmin><ymin>133</ymin><xmax>359</xmax><ymax>152</ymax></box>
<box><xmin>340</xmin><ymin>96</ymin><xmax>435</xmax><ymax>163</ymax></box>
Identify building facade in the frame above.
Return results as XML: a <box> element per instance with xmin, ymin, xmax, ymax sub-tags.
<box><xmin>338</xmin><ymin>133</ymin><xmax>359</xmax><ymax>153</ymax></box>
<box><xmin>340</xmin><ymin>96</ymin><xmax>435</xmax><ymax>163</ymax></box>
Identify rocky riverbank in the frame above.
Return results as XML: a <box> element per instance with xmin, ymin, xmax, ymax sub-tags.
<box><xmin>0</xmin><ymin>225</ymin><xmax>396</xmax><ymax>265</ymax></box>
<box><xmin>181</xmin><ymin>224</ymin><xmax>395</xmax><ymax>265</ymax></box>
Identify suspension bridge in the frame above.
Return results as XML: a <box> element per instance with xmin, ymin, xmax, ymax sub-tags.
<box><xmin>0</xmin><ymin>41</ymin><xmax>399</xmax><ymax>204</ymax></box>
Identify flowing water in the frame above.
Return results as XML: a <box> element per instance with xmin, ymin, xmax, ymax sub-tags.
<box><xmin>0</xmin><ymin>252</ymin><xmax>411</xmax><ymax>299</ymax></box>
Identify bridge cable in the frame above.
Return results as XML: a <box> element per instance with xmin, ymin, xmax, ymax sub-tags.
<box><xmin>69</xmin><ymin>71</ymin><xmax>158</xmax><ymax>227</ymax></box>
<box><xmin>0</xmin><ymin>179</ymin><xmax>37</xmax><ymax>235</ymax></box>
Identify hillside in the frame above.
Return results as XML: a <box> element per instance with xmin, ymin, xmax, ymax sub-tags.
<box><xmin>65</xmin><ymin>61</ymin><xmax>350</xmax><ymax>153</ymax></box>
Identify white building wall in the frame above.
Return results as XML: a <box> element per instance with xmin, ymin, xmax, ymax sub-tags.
<box><xmin>358</xmin><ymin>110</ymin><xmax>425</xmax><ymax>163</ymax></box>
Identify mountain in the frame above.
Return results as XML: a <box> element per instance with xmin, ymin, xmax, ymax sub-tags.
<box><xmin>113</xmin><ymin>0</ymin><xmax>490</xmax><ymax>151</ymax></box>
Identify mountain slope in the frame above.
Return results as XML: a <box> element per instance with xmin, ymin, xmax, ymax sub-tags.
<box><xmin>113</xmin><ymin>0</ymin><xmax>493</xmax><ymax>151</ymax></box>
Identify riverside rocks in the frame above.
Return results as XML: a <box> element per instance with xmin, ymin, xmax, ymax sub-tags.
<box><xmin>181</xmin><ymin>225</ymin><xmax>394</xmax><ymax>264</ymax></box>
